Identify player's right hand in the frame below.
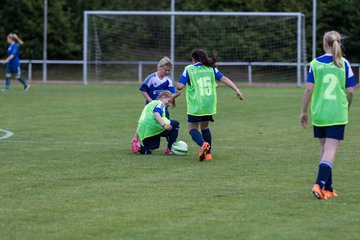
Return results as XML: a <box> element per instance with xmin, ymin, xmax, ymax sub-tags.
<box><xmin>164</xmin><ymin>124</ymin><xmax>172</xmax><ymax>131</ymax></box>
<box><xmin>300</xmin><ymin>113</ymin><xmax>308</xmax><ymax>128</ymax></box>
<box><xmin>236</xmin><ymin>90</ymin><xmax>244</xmax><ymax>100</ymax></box>
<box><xmin>175</xmin><ymin>90</ymin><xmax>181</xmax><ymax>97</ymax></box>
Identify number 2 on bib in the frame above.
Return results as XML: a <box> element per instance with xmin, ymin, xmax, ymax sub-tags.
<box><xmin>197</xmin><ymin>77</ymin><xmax>212</xmax><ymax>96</ymax></box>
<box><xmin>323</xmin><ymin>74</ymin><xmax>338</xmax><ymax>100</ymax></box>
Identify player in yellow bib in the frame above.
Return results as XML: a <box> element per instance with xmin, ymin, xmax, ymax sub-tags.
<box><xmin>177</xmin><ymin>49</ymin><xmax>244</xmax><ymax>161</ymax></box>
<box><xmin>300</xmin><ymin>31</ymin><xmax>355</xmax><ymax>200</ymax></box>
<box><xmin>131</xmin><ymin>57</ymin><xmax>179</xmax><ymax>154</ymax></box>
<box><xmin>136</xmin><ymin>90</ymin><xmax>180</xmax><ymax>155</ymax></box>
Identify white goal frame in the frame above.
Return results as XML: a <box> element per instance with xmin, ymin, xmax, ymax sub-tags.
<box><xmin>83</xmin><ymin>11</ymin><xmax>306</xmax><ymax>86</ymax></box>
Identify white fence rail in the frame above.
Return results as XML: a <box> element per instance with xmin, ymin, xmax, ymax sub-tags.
<box><xmin>19</xmin><ymin>60</ymin><xmax>360</xmax><ymax>85</ymax></box>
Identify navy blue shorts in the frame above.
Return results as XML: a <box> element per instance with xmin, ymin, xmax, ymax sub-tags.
<box><xmin>142</xmin><ymin>120</ymin><xmax>179</xmax><ymax>150</ymax></box>
<box><xmin>188</xmin><ymin>114</ymin><xmax>214</xmax><ymax>123</ymax></box>
<box><xmin>313</xmin><ymin>125</ymin><xmax>345</xmax><ymax>140</ymax></box>
<box><xmin>6</xmin><ymin>65</ymin><xmax>21</xmax><ymax>75</ymax></box>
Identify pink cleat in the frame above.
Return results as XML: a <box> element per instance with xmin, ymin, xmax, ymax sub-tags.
<box><xmin>165</xmin><ymin>148</ymin><xmax>173</xmax><ymax>155</ymax></box>
<box><xmin>131</xmin><ymin>138</ymin><xmax>140</xmax><ymax>153</ymax></box>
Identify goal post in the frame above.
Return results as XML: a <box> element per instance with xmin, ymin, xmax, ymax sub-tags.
<box><xmin>83</xmin><ymin>11</ymin><xmax>307</xmax><ymax>86</ymax></box>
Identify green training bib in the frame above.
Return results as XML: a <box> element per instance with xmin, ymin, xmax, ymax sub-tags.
<box><xmin>310</xmin><ymin>58</ymin><xmax>348</xmax><ymax>126</ymax></box>
<box><xmin>137</xmin><ymin>100</ymin><xmax>170</xmax><ymax>141</ymax></box>
<box><xmin>185</xmin><ymin>65</ymin><xmax>217</xmax><ymax>116</ymax></box>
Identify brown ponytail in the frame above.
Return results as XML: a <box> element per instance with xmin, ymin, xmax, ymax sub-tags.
<box><xmin>191</xmin><ymin>49</ymin><xmax>219</xmax><ymax>68</ymax></box>
<box><xmin>323</xmin><ymin>31</ymin><xmax>343</xmax><ymax>68</ymax></box>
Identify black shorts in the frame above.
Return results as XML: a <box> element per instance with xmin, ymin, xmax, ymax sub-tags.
<box><xmin>142</xmin><ymin>120</ymin><xmax>180</xmax><ymax>149</ymax></box>
<box><xmin>188</xmin><ymin>114</ymin><xmax>214</xmax><ymax>123</ymax></box>
<box><xmin>313</xmin><ymin>125</ymin><xmax>345</xmax><ymax>140</ymax></box>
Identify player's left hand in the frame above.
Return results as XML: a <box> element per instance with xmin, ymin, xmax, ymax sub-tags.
<box><xmin>2</xmin><ymin>60</ymin><xmax>7</xmax><ymax>65</ymax></box>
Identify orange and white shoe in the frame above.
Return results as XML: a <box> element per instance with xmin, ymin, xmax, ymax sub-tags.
<box><xmin>205</xmin><ymin>154</ymin><xmax>212</xmax><ymax>161</ymax></box>
<box><xmin>198</xmin><ymin>142</ymin><xmax>210</xmax><ymax>161</ymax></box>
<box><xmin>311</xmin><ymin>184</ymin><xmax>327</xmax><ymax>200</ymax></box>
<box><xmin>323</xmin><ymin>189</ymin><xmax>338</xmax><ymax>199</ymax></box>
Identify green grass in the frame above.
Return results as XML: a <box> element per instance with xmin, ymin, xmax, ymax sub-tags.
<box><xmin>0</xmin><ymin>84</ymin><xmax>359</xmax><ymax>240</ymax></box>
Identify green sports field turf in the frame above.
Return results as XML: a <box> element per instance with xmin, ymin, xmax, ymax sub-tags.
<box><xmin>1</xmin><ymin>84</ymin><xmax>359</xmax><ymax>240</ymax></box>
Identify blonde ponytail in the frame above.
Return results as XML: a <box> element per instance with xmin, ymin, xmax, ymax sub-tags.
<box><xmin>8</xmin><ymin>33</ymin><xmax>24</xmax><ymax>45</ymax></box>
<box><xmin>323</xmin><ymin>31</ymin><xmax>343</xmax><ymax>68</ymax></box>
<box><xmin>158</xmin><ymin>90</ymin><xmax>176</xmax><ymax>108</ymax></box>
<box><xmin>332</xmin><ymin>40</ymin><xmax>342</xmax><ymax>68</ymax></box>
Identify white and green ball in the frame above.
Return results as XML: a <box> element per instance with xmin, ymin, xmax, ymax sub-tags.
<box><xmin>171</xmin><ymin>140</ymin><xmax>188</xmax><ymax>155</ymax></box>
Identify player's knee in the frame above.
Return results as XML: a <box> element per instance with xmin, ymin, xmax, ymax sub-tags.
<box><xmin>170</xmin><ymin>119</ymin><xmax>180</xmax><ymax>129</ymax></box>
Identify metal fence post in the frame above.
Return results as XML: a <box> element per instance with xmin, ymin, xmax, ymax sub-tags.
<box><xmin>248</xmin><ymin>62</ymin><xmax>252</xmax><ymax>85</ymax></box>
<box><xmin>138</xmin><ymin>61</ymin><xmax>143</xmax><ymax>83</ymax></box>
<box><xmin>296</xmin><ymin>14</ymin><xmax>302</xmax><ymax>87</ymax></box>
<box><xmin>28</xmin><ymin>62</ymin><xmax>32</xmax><ymax>81</ymax></box>
<box><xmin>83</xmin><ymin>11</ymin><xmax>88</xmax><ymax>84</ymax></box>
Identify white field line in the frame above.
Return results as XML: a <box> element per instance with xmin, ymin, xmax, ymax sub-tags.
<box><xmin>1</xmin><ymin>139</ymin><xmax>358</xmax><ymax>153</ymax></box>
<box><xmin>0</xmin><ymin>129</ymin><xmax>14</xmax><ymax>140</ymax></box>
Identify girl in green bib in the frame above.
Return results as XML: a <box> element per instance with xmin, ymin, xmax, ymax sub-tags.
<box><xmin>135</xmin><ymin>90</ymin><xmax>180</xmax><ymax>155</ymax></box>
<box><xmin>300</xmin><ymin>31</ymin><xmax>356</xmax><ymax>200</ymax></box>
<box><xmin>131</xmin><ymin>57</ymin><xmax>178</xmax><ymax>154</ymax></box>
<box><xmin>177</xmin><ymin>49</ymin><xmax>244</xmax><ymax>161</ymax></box>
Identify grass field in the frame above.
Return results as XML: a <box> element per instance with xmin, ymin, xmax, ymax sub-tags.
<box><xmin>1</xmin><ymin>84</ymin><xmax>359</xmax><ymax>240</ymax></box>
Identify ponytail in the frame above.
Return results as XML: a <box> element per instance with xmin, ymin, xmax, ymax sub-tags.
<box><xmin>8</xmin><ymin>33</ymin><xmax>24</xmax><ymax>45</ymax></box>
<box><xmin>332</xmin><ymin>40</ymin><xmax>342</xmax><ymax>68</ymax></box>
<box><xmin>323</xmin><ymin>31</ymin><xmax>343</xmax><ymax>68</ymax></box>
<box><xmin>158</xmin><ymin>90</ymin><xmax>176</xmax><ymax>108</ymax></box>
<box><xmin>191</xmin><ymin>49</ymin><xmax>219</xmax><ymax>68</ymax></box>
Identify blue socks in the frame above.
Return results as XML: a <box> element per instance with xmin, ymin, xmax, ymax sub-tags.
<box><xmin>167</xmin><ymin>120</ymin><xmax>179</xmax><ymax>149</ymax></box>
<box><xmin>324</xmin><ymin>171</ymin><xmax>333</xmax><ymax>191</ymax></box>
<box><xmin>189</xmin><ymin>129</ymin><xmax>204</xmax><ymax>147</ymax></box>
<box><xmin>201</xmin><ymin>128</ymin><xmax>212</xmax><ymax>153</ymax></box>
<box><xmin>5</xmin><ymin>77</ymin><xmax>10</xmax><ymax>89</ymax></box>
<box><xmin>17</xmin><ymin>77</ymin><xmax>27</xmax><ymax>88</ymax></box>
<box><xmin>315</xmin><ymin>160</ymin><xmax>333</xmax><ymax>189</ymax></box>
<box><xmin>4</xmin><ymin>77</ymin><xmax>27</xmax><ymax>89</ymax></box>
<box><xmin>189</xmin><ymin>128</ymin><xmax>212</xmax><ymax>151</ymax></box>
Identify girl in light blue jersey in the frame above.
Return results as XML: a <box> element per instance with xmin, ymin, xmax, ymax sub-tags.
<box><xmin>1</xmin><ymin>33</ymin><xmax>29</xmax><ymax>92</ymax></box>
<box><xmin>139</xmin><ymin>57</ymin><xmax>176</xmax><ymax>108</ymax></box>
<box><xmin>300</xmin><ymin>31</ymin><xmax>355</xmax><ymax>200</ymax></box>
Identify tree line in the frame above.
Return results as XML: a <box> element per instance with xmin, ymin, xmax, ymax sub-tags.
<box><xmin>0</xmin><ymin>0</ymin><xmax>359</xmax><ymax>63</ymax></box>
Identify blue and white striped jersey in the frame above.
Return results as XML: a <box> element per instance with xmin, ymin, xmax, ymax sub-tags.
<box><xmin>139</xmin><ymin>72</ymin><xmax>175</xmax><ymax>104</ymax></box>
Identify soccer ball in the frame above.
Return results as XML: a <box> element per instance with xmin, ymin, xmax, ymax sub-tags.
<box><xmin>171</xmin><ymin>140</ymin><xmax>188</xmax><ymax>155</ymax></box>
